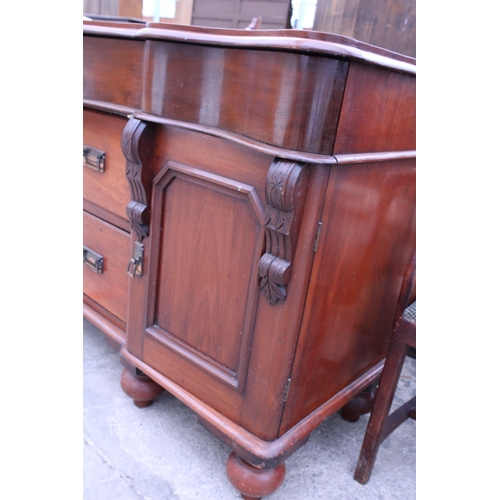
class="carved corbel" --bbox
[121,118,153,241]
[258,159,309,305]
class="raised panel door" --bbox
[129,159,267,419]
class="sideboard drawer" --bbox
[83,211,130,323]
[83,109,130,227]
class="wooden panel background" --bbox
[313,0,416,57]
[83,0,143,18]
[191,0,292,29]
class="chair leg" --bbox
[354,334,409,484]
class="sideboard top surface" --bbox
[83,20,416,74]
[84,21,416,157]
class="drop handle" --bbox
[127,241,144,278]
[127,257,141,278]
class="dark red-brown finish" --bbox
[279,159,415,434]
[333,63,416,154]
[340,382,378,422]
[83,21,416,499]
[142,40,348,154]
[83,108,130,230]
[83,211,130,324]
[226,452,286,499]
[120,367,164,408]
[354,253,416,484]
[83,35,144,109]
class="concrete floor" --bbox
[83,319,416,500]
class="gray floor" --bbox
[83,319,416,500]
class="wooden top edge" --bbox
[83,99,136,117]
[143,22,415,62]
[131,110,416,164]
[335,151,416,164]
[140,25,416,74]
[132,110,338,164]
[82,20,415,74]
[83,101,415,164]
[83,20,144,38]
[83,14,146,24]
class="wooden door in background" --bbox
[191,0,292,29]
[313,0,416,57]
[83,0,143,19]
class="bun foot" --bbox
[340,382,378,422]
[226,452,286,499]
[120,367,163,408]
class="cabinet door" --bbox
[129,159,265,418]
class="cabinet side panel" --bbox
[333,63,416,154]
[280,159,416,433]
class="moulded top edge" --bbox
[139,23,416,75]
[82,20,415,75]
[83,20,145,39]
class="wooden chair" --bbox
[245,17,262,30]
[354,252,416,484]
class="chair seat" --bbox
[403,302,416,321]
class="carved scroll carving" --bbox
[122,118,151,241]
[258,159,309,305]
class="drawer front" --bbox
[83,36,144,109]
[83,211,130,323]
[142,40,348,155]
[83,109,130,228]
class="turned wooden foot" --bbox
[120,367,164,408]
[340,381,378,422]
[226,452,286,499]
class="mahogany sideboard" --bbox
[83,20,416,499]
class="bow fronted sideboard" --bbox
[83,20,415,499]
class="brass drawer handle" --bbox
[83,145,106,172]
[83,246,104,274]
